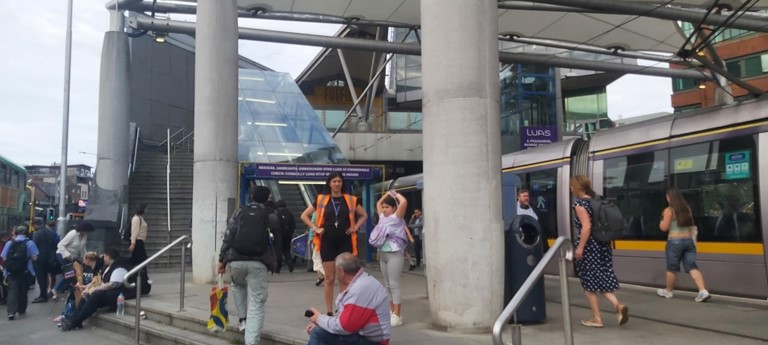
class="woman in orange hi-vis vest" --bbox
[301,172,368,315]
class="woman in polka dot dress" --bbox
[570,175,629,328]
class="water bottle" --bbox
[116,293,125,316]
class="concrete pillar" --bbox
[192,0,239,283]
[420,0,504,332]
[89,10,130,225]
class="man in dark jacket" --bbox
[61,248,127,331]
[32,220,59,303]
[274,200,296,273]
[217,186,279,345]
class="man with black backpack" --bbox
[1,225,40,320]
[274,200,296,273]
[217,186,279,345]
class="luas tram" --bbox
[387,97,768,298]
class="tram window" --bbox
[603,150,669,240]
[515,168,558,240]
[670,135,760,243]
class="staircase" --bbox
[128,150,193,268]
[276,183,308,230]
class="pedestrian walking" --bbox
[656,187,711,302]
[570,175,628,328]
[1,225,40,320]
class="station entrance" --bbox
[238,162,384,262]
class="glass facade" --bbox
[680,22,753,45]
[238,69,345,164]
[563,87,610,137]
[393,29,423,103]
[500,64,558,153]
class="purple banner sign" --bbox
[520,125,557,149]
[244,163,376,180]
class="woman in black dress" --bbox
[571,175,628,328]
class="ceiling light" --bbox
[153,32,167,43]
[266,152,302,157]
[278,180,325,185]
[238,97,275,104]
[239,76,265,81]
[252,122,286,127]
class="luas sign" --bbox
[520,125,557,149]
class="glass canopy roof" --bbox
[237,69,346,164]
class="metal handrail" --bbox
[492,236,575,345]
[124,235,191,345]
[157,127,186,146]
[174,130,194,147]
[128,126,141,177]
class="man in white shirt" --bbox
[61,248,127,331]
[515,189,539,220]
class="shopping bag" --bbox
[208,274,229,333]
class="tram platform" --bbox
[111,267,767,345]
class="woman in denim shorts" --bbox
[657,188,711,302]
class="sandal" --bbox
[580,319,604,328]
[315,276,325,287]
[616,304,629,325]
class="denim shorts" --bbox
[665,238,698,273]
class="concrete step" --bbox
[91,312,231,345]
[111,301,294,345]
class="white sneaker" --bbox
[656,289,674,298]
[390,313,403,327]
[695,290,711,303]
[238,319,246,332]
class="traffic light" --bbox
[47,208,56,221]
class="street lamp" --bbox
[58,0,73,235]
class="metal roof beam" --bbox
[500,35,690,64]
[128,16,712,80]
[501,0,768,33]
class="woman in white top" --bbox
[56,223,93,261]
[53,222,94,298]
[375,190,408,327]
[129,204,149,281]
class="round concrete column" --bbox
[192,0,239,283]
[420,0,504,331]
[95,29,130,192]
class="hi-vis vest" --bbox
[314,194,358,256]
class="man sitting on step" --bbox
[61,248,127,331]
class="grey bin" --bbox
[504,214,546,323]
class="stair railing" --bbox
[173,130,194,153]
[166,129,172,267]
[124,235,191,345]
[492,236,575,345]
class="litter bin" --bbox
[504,214,546,323]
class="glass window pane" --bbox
[240,90,282,114]
[725,60,742,77]
[670,135,760,243]
[603,150,669,240]
[743,56,763,77]
[324,110,346,130]
[513,169,558,240]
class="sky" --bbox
[0,1,672,169]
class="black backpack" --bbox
[231,205,274,257]
[585,196,625,243]
[6,239,29,275]
[277,208,295,235]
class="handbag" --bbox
[208,274,229,333]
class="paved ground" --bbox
[135,264,768,345]
[6,264,768,345]
[0,287,133,345]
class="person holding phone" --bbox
[305,253,390,345]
